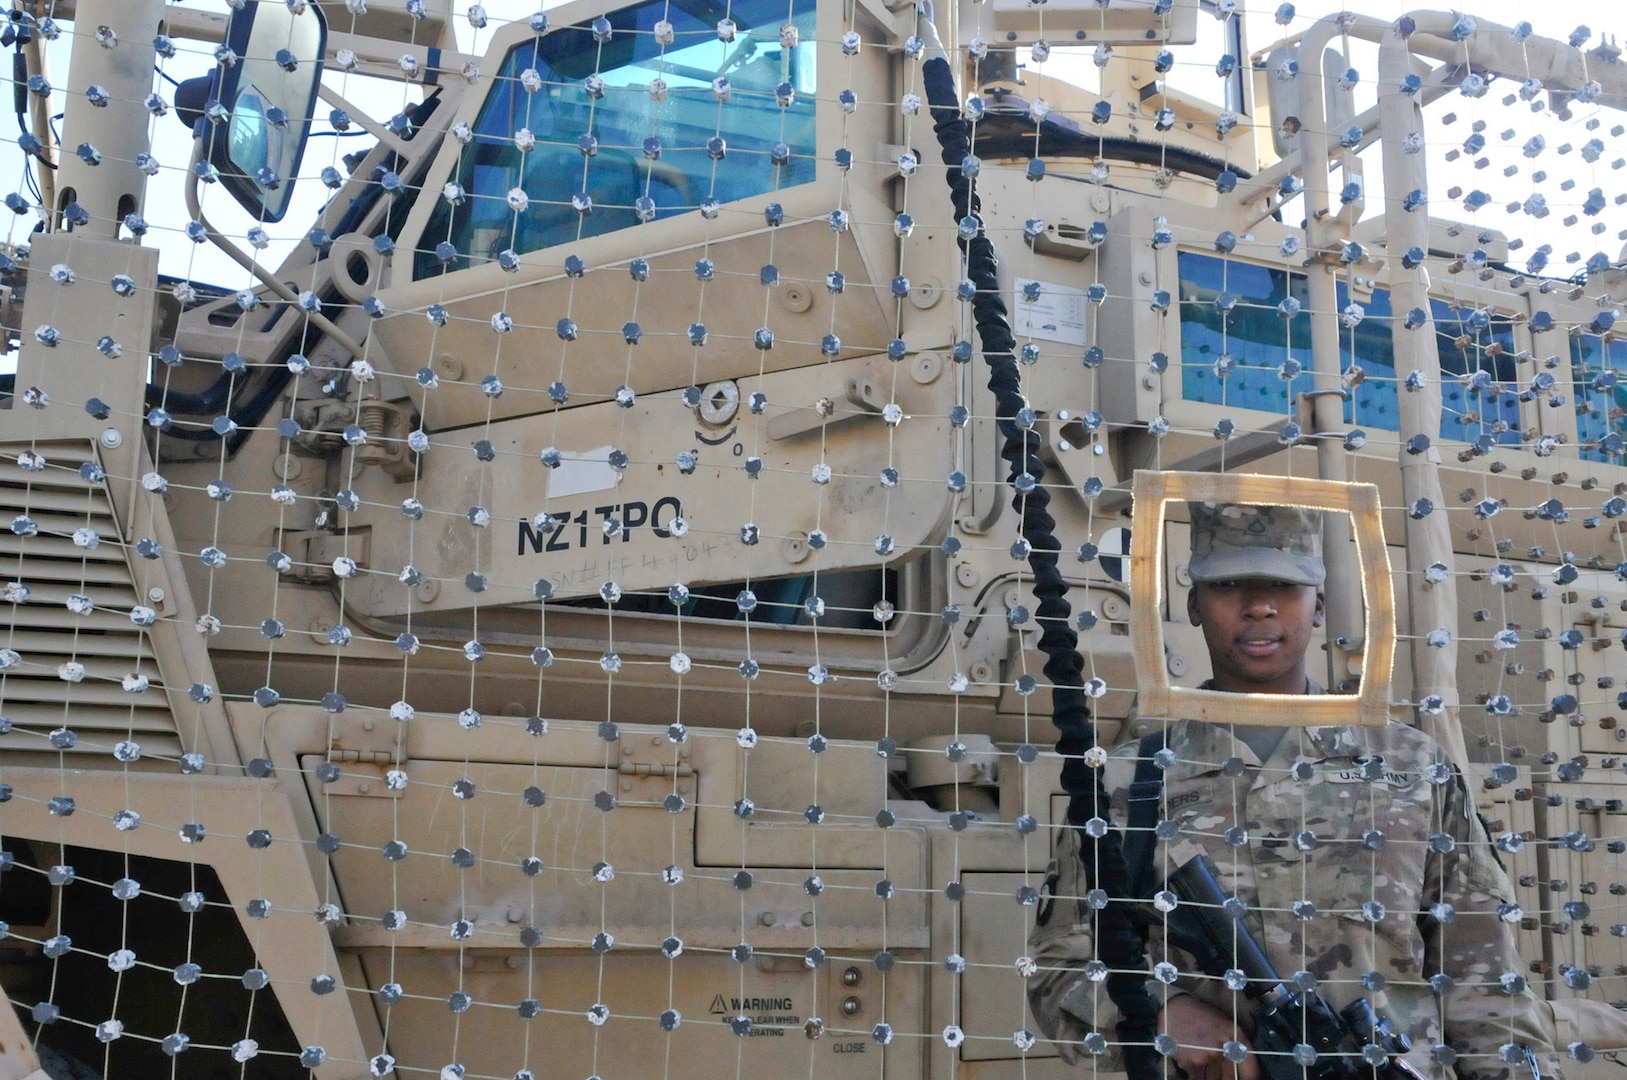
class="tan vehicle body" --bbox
[4,0,1627,1077]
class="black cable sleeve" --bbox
[156,366,293,454]
[14,52,29,116]
[922,54,1161,1080]
[1,352,291,454]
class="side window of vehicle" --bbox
[1178,251,1520,447]
[1572,333,1627,461]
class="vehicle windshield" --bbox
[414,0,817,278]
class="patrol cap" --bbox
[1187,502,1325,587]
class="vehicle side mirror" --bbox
[179,0,327,222]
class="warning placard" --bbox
[709,994,800,1037]
[1012,278,1088,346]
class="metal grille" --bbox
[0,442,180,758]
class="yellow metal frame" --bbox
[1129,470,1396,728]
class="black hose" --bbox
[150,370,237,416]
[975,114,1249,185]
[14,51,29,115]
[1,349,292,456]
[155,366,293,454]
[0,367,287,441]
[921,54,1162,1079]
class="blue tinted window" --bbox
[414,0,816,279]
[1178,252,1520,445]
[1178,252,1317,415]
[1342,290,1520,444]
[1333,282,1397,432]
[1431,299,1521,446]
[1572,334,1627,462]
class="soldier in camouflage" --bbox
[1029,503,1567,1080]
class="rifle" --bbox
[1161,854,1428,1080]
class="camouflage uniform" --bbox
[1029,718,1557,1080]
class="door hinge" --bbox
[617,761,694,777]
[329,749,397,765]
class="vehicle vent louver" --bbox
[0,442,182,758]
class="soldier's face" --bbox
[1187,579,1324,694]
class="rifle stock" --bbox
[1161,855,1418,1080]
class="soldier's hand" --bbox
[1158,995,1260,1080]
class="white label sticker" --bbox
[1013,278,1088,347]
[547,447,621,499]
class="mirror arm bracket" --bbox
[183,140,368,362]
[316,83,415,161]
